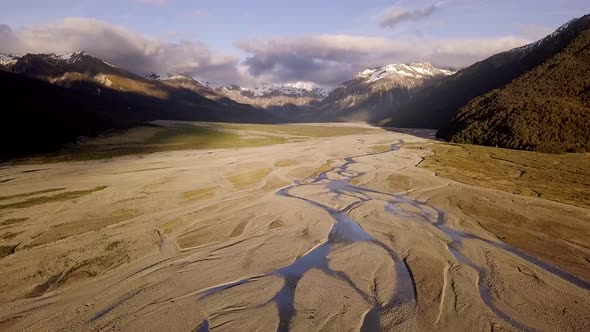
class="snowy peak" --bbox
[318,61,456,121]
[508,15,590,55]
[63,51,117,67]
[56,51,89,64]
[22,51,106,65]
[202,81,225,90]
[203,81,330,98]
[145,73,161,80]
[0,53,19,66]
[10,51,116,71]
[355,62,454,84]
[165,74,194,81]
[198,80,328,110]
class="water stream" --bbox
[197,141,590,332]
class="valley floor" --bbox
[0,123,589,331]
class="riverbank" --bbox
[0,123,588,331]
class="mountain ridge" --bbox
[0,51,277,159]
[444,20,590,153]
[381,14,590,133]
[200,81,329,112]
[318,61,454,122]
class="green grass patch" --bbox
[316,159,337,176]
[17,123,378,164]
[29,208,138,247]
[227,168,273,189]
[148,125,286,149]
[27,124,287,163]
[0,217,29,226]
[181,187,216,201]
[275,159,301,167]
[105,240,123,251]
[217,123,376,137]
[148,125,231,145]
[419,143,590,208]
[368,144,392,153]
[0,188,66,202]
[161,212,198,234]
[1,231,23,240]
[0,245,17,259]
[0,186,108,210]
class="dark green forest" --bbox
[382,15,590,144]
[446,30,590,153]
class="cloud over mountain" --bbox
[237,34,532,86]
[0,17,535,88]
[0,18,243,84]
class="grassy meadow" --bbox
[16,122,377,163]
[415,142,590,208]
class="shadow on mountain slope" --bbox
[0,70,276,160]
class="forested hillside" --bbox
[446,29,590,153]
[381,15,590,135]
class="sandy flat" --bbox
[0,123,588,331]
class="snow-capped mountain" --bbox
[54,51,111,65]
[0,53,20,69]
[319,62,455,121]
[0,52,114,69]
[382,14,590,130]
[162,75,228,102]
[6,51,122,81]
[202,81,329,111]
[204,81,329,98]
[512,18,578,55]
[355,62,455,84]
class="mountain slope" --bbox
[445,27,590,153]
[161,75,295,112]
[382,14,590,131]
[319,62,453,122]
[0,52,276,159]
[4,52,271,116]
[0,53,18,71]
[0,70,154,158]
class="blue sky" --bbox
[1,0,589,87]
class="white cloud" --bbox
[0,17,540,88]
[0,18,245,84]
[236,34,532,86]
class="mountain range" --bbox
[1,14,588,158]
[445,16,590,153]
[0,52,275,158]
[202,81,329,112]
[192,62,454,121]
[382,14,590,150]
[318,62,454,122]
